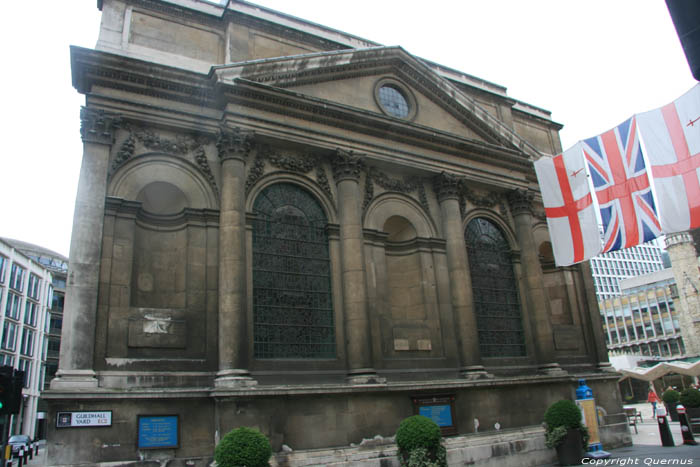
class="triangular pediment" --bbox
[212,47,540,158]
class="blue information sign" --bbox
[419,405,453,427]
[138,415,178,449]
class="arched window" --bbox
[252,183,335,359]
[465,218,525,357]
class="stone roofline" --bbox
[94,0,557,125]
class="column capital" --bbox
[331,148,364,183]
[433,172,463,202]
[80,107,120,145]
[507,188,534,216]
[217,127,254,163]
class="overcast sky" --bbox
[0,0,696,257]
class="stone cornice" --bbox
[80,107,120,145]
[105,197,220,229]
[71,48,535,178]
[665,232,694,248]
[225,79,532,172]
[71,46,220,109]
[214,46,542,159]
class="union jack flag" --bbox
[582,116,661,253]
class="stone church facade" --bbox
[45,0,621,464]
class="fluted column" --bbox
[433,173,489,379]
[215,127,256,388]
[52,108,119,389]
[331,149,382,384]
[507,189,565,374]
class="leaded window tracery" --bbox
[465,217,526,357]
[252,183,335,359]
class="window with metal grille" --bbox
[252,183,335,359]
[378,85,409,118]
[465,217,526,357]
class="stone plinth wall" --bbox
[267,426,555,467]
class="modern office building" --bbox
[1,238,68,440]
[599,267,685,359]
[0,238,59,441]
[590,239,667,301]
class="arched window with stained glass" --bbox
[465,217,526,357]
[252,183,335,359]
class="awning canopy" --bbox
[619,360,700,381]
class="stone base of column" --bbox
[215,370,257,388]
[538,363,568,376]
[459,366,494,380]
[346,368,386,385]
[50,369,99,390]
[597,362,616,372]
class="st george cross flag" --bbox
[582,117,662,253]
[534,143,601,266]
[636,84,700,234]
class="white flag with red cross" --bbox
[534,143,602,266]
[637,84,700,234]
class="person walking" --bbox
[648,388,661,417]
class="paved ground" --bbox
[602,402,700,464]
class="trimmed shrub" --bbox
[543,399,589,449]
[680,388,700,408]
[396,415,441,453]
[395,415,445,467]
[662,389,681,405]
[544,399,582,430]
[214,427,272,467]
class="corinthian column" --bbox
[52,108,120,389]
[215,127,256,388]
[433,173,489,379]
[331,149,382,384]
[507,189,565,374]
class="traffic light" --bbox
[5,370,24,415]
[0,366,13,415]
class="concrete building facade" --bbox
[590,240,667,302]
[0,239,57,442]
[2,238,68,440]
[44,1,622,464]
[600,268,685,359]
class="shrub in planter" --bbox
[680,388,700,409]
[543,399,589,466]
[214,427,272,467]
[395,415,446,467]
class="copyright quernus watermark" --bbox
[582,458,694,466]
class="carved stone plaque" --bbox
[128,308,186,349]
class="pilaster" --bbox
[507,189,565,375]
[332,149,383,384]
[433,172,490,379]
[215,127,257,388]
[52,108,120,390]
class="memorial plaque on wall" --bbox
[411,394,457,436]
[137,415,179,449]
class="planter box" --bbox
[555,429,583,466]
